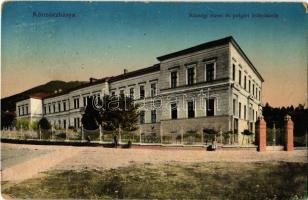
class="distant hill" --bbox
[1,80,86,112]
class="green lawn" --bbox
[2,161,307,199]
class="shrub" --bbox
[39,117,51,130]
[16,119,30,130]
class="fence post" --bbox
[256,116,266,152]
[65,127,68,141]
[51,126,54,141]
[284,115,294,151]
[118,125,121,144]
[181,127,184,145]
[139,127,142,144]
[81,126,85,142]
[39,126,42,140]
[99,125,103,143]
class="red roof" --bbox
[29,92,50,99]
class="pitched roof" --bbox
[157,36,264,82]
[43,64,160,99]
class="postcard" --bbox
[1,1,307,199]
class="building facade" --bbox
[16,36,264,144]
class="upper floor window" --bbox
[74,98,80,109]
[120,89,125,96]
[63,101,67,111]
[252,84,255,96]
[187,101,195,118]
[239,102,242,119]
[232,64,236,81]
[239,70,242,86]
[44,105,47,114]
[53,104,56,113]
[129,88,134,99]
[150,83,157,97]
[259,90,261,101]
[83,96,88,107]
[233,99,236,116]
[111,91,115,96]
[205,62,215,82]
[244,75,247,90]
[206,99,215,116]
[171,71,177,88]
[25,106,28,115]
[140,85,145,99]
[244,105,247,120]
[171,103,177,119]
[48,104,51,113]
[187,66,195,85]
[151,110,156,123]
[248,80,251,93]
[22,107,24,115]
[58,102,61,112]
[139,111,145,124]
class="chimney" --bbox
[124,69,128,74]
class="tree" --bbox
[39,117,51,130]
[1,111,16,129]
[81,94,140,131]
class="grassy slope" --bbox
[2,161,307,199]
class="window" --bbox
[58,102,61,112]
[187,101,195,118]
[232,64,236,81]
[205,63,215,82]
[239,70,242,85]
[256,88,258,99]
[171,103,177,119]
[252,109,255,121]
[151,110,156,123]
[139,111,145,124]
[239,102,242,118]
[120,90,124,96]
[252,84,255,96]
[83,96,88,107]
[233,99,236,116]
[244,105,247,120]
[129,88,134,99]
[150,83,156,97]
[140,85,145,99]
[22,107,24,115]
[75,118,80,128]
[259,90,261,101]
[111,91,115,96]
[187,67,195,85]
[244,76,247,90]
[18,107,21,116]
[256,111,258,121]
[206,99,215,116]
[25,106,28,115]
[63,120,67,129]
[44,105,47,114]
[58,120,61,127]
[63,101,66,111]
[53,104,56,113]
[171,71,177,88]
[48,104,51,113]
[74,98,80,109]
[249,80,251,93]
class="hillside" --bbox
[1,80,86,112]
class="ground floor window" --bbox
[140,111,145,124]
[234,118,238,134]
[187,101,195,118]
[151,110,156,123]
[206,99,215,116]
[171,103,177,119]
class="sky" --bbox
[1,2,307,107]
